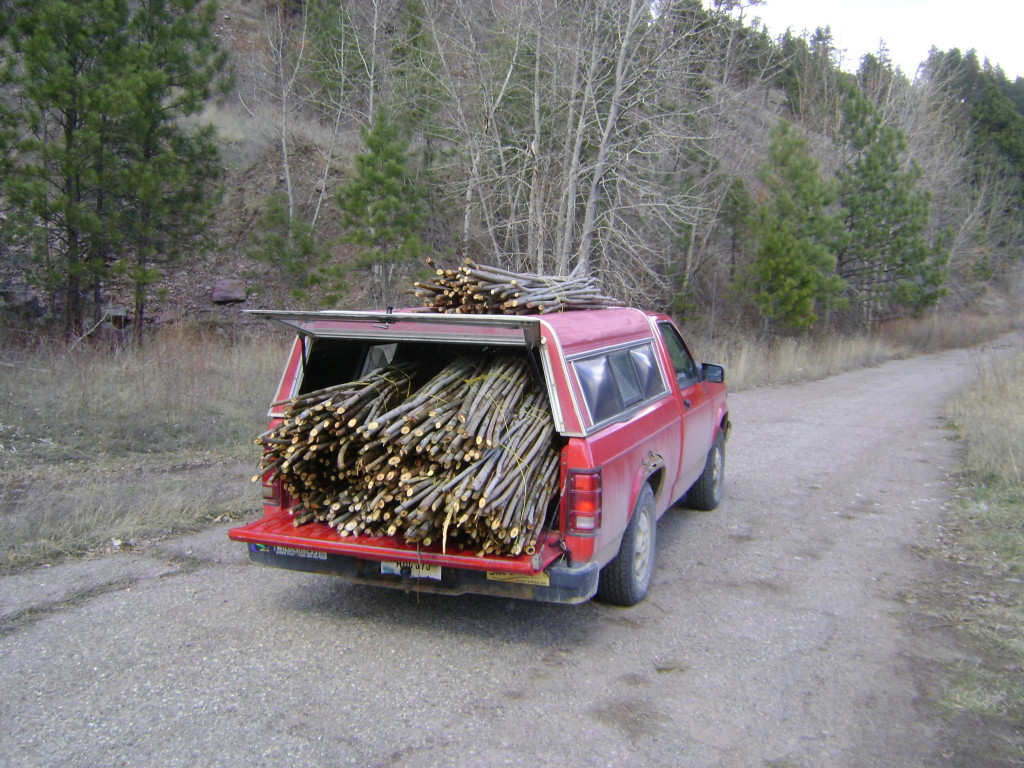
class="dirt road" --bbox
[1,337,1019,768]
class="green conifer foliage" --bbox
[0,0,225,340]
[837,86,948,327]
[335,112,426,307]
[249,193,341,305]
[924,49,1024,285]
[306,0,366,115]
[741,120,846,331]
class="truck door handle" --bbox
[683,398,692,410]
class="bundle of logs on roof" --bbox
[254,354,560,557]
[410,258,625,314]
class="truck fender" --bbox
[631,451,666,520]
[594,459,663,569]
[717,409,732,441]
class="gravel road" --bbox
[2,337,1020,768]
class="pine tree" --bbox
[250,192,342,304]
[1004,75,1024,116]
[0,0,225,340]
[389,0,444,132]
[2,0,123,336]
[776,27,850,139]
[836,85,948,327]
[741,120,846,331]
[336,112,426,307]
[924,49,1024,285]
[306,0,366,117]
[116,0,226,343]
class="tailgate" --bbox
[228,516,563,575]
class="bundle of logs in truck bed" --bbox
[255,354,561,557]
[410,258,624,314]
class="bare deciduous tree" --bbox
[415,0,731,308]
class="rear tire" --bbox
[597,484,656,606]
[685,432,725,511]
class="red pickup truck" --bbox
[229,308,729,605]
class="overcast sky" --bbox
[745,0,1023,80]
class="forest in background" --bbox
[1,0,1023,342]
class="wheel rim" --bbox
[711,445,723,497]
[632,507,652,584]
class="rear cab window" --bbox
[572,342,668,429]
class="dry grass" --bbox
[948,354,1024,486]
[695,332,895,390]
[0,327,287,569]
[692,311,1016,391]
[939,352,1024,753]
[877,312,1018,353]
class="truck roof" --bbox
[537,307,658,357]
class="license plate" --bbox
[380,561,443,580]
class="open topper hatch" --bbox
[247,309,544,348]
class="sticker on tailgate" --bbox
[273,546,327,560]
[380,561,443,580]
[486,571,550,586]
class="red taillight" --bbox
[567,469,602,534]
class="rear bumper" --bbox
[244,543,600,605]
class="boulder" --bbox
[0,288,45,320]
[212,278,246,304]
